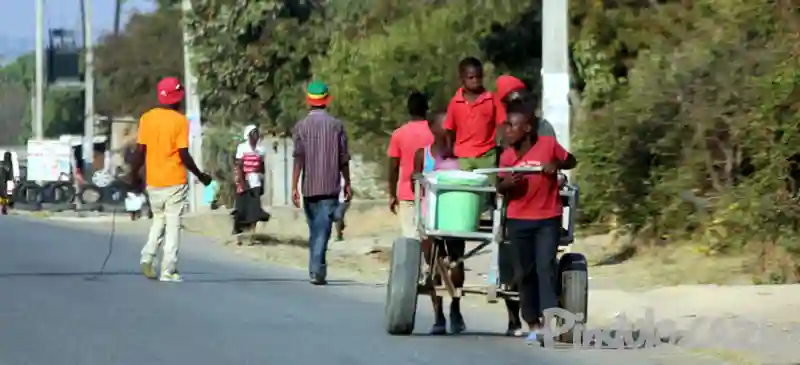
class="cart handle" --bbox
[472,166,544,175]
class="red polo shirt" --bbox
[443,89,504,158]
[387,120,434,201]
[499,136,569,220]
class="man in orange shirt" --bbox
[130,77,212,283]
[443,57,504,180]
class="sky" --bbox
[0,0,157,61]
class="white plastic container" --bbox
[124,193,145,212]
[423,172,438,229]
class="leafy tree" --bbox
[0,53,84,142]
[314,0,527,157]
[0,79,29,144]
[94,4,184,117]
[174,0,800,280]
[186,0,328,135]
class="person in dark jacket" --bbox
[0,152,14,215]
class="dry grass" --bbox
[587,243,752,290]
[182,204,758,290]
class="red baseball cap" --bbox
[495,75,526,101]
[157,77,185,105]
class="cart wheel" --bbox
[558,252,588,343]
[385,237,422,335]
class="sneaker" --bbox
[505,322,524,337]
[140,261,157,280]
[159,272,183,283]
[526,330,543,345]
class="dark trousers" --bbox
[303,194,339,278]
[506,217,561,324]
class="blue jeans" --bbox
[303,195,339,278]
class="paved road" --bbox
[0,215,725,365]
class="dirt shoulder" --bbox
[51,203,800,364]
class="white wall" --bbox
[260,137,387,206]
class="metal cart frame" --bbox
[384,167,588,336]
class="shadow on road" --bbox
[0,271,387,288]
[188,276,384,287]
[410,331,510,338]
[0,270,144,278]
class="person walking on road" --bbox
[232,124,271,236]
[387,91,434,237]
[291,81,352,285]
[0,152,14,215]
[494,74,558,336]
[131,76,212,283]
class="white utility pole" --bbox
[81,0,96,181]
[34,0,45,140]
[182,0,204,212]
[542,0,572,233]
[541,0,571,153]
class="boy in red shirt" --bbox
[387,92,434,238]
[497,100,576,342]
[443,57,504,177]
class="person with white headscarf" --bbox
[232,124,271,238]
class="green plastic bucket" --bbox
[434,171,489,233]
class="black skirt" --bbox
[232,188,270,233]
[0,167,9,199]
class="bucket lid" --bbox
[436,170,489,186]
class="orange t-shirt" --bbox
[137,108,189,188]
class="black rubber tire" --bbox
[42,182,76,204]
[75,184,103,212]
[558,252,589,343]
[39,182,54,203]
[385,237,422,335]
[13,182,43,205]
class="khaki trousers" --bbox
[140,184,188,275]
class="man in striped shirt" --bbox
[291,81,352,285]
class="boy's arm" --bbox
[234,144,246,192]
[386,132,402,200]
[388,158,400,200]
[496,150,518,195]
[558,153,577,170]
[174,118,208,183]
[553,141,577,170]
[291,125,304,201]
[413,148,424,175]
[411,148,424,195]
[443,104,457,156]
[338,123,351,188]
[130,118,148,189]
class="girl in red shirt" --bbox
[497,100,576,343]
